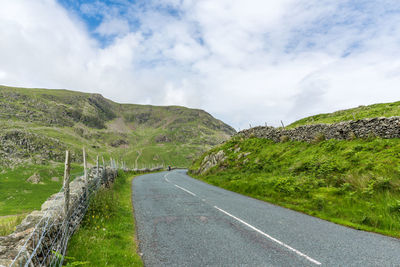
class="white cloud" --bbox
[1,0,400,130]
[0,0,96,89]
[96,18,130,36]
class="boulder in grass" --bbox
[26,173,41,184]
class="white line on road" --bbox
[165,172,196,196]
[164,173,171,182]
[174,184,196,196]
[214,206,322,266]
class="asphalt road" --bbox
[132,170,400,266]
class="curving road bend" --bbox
[132,170,400,266]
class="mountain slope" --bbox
[0,85,235,216]
[0,85,235,167]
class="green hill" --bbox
[190,101,400,238]
[0,85,235,216]
[288,101,400,128]
[0,85,235,166]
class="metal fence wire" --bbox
[10,164,115,267]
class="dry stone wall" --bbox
[237,117,400,142]
[0,167,117,267]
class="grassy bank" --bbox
[0,163,83,216]
[288,100,400,128]
[190,137,400,238]
[66,170,143,266]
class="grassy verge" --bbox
[65,170,143,266]
[0,214,26,236]
[190,137,400,238]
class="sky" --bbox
[1,0,400,130]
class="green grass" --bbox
[0,164,83,216]
[66,170,143,266]
[190,137,400,238]
[288,100,400,128]
[0,214,26,236]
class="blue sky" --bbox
[1,0,400,129]
[58,0,138,46]
[58,0,106,30]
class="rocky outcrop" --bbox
[154,135,171,143]
[195,150,226,174]
[110,139,129,147]
[0,130,69,167]
[237,117,400,142]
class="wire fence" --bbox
[10,162,116,267]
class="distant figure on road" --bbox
[168,165,171,171]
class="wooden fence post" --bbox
[102,156,106,186]
[83,147,88,198]
[63,150,71,217]
[96,155,99,178]
[83,147,87,179]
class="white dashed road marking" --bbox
[174,184,196,196]
[214,206,322,266]
[165,173,196,196]
[164,173,171,182]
